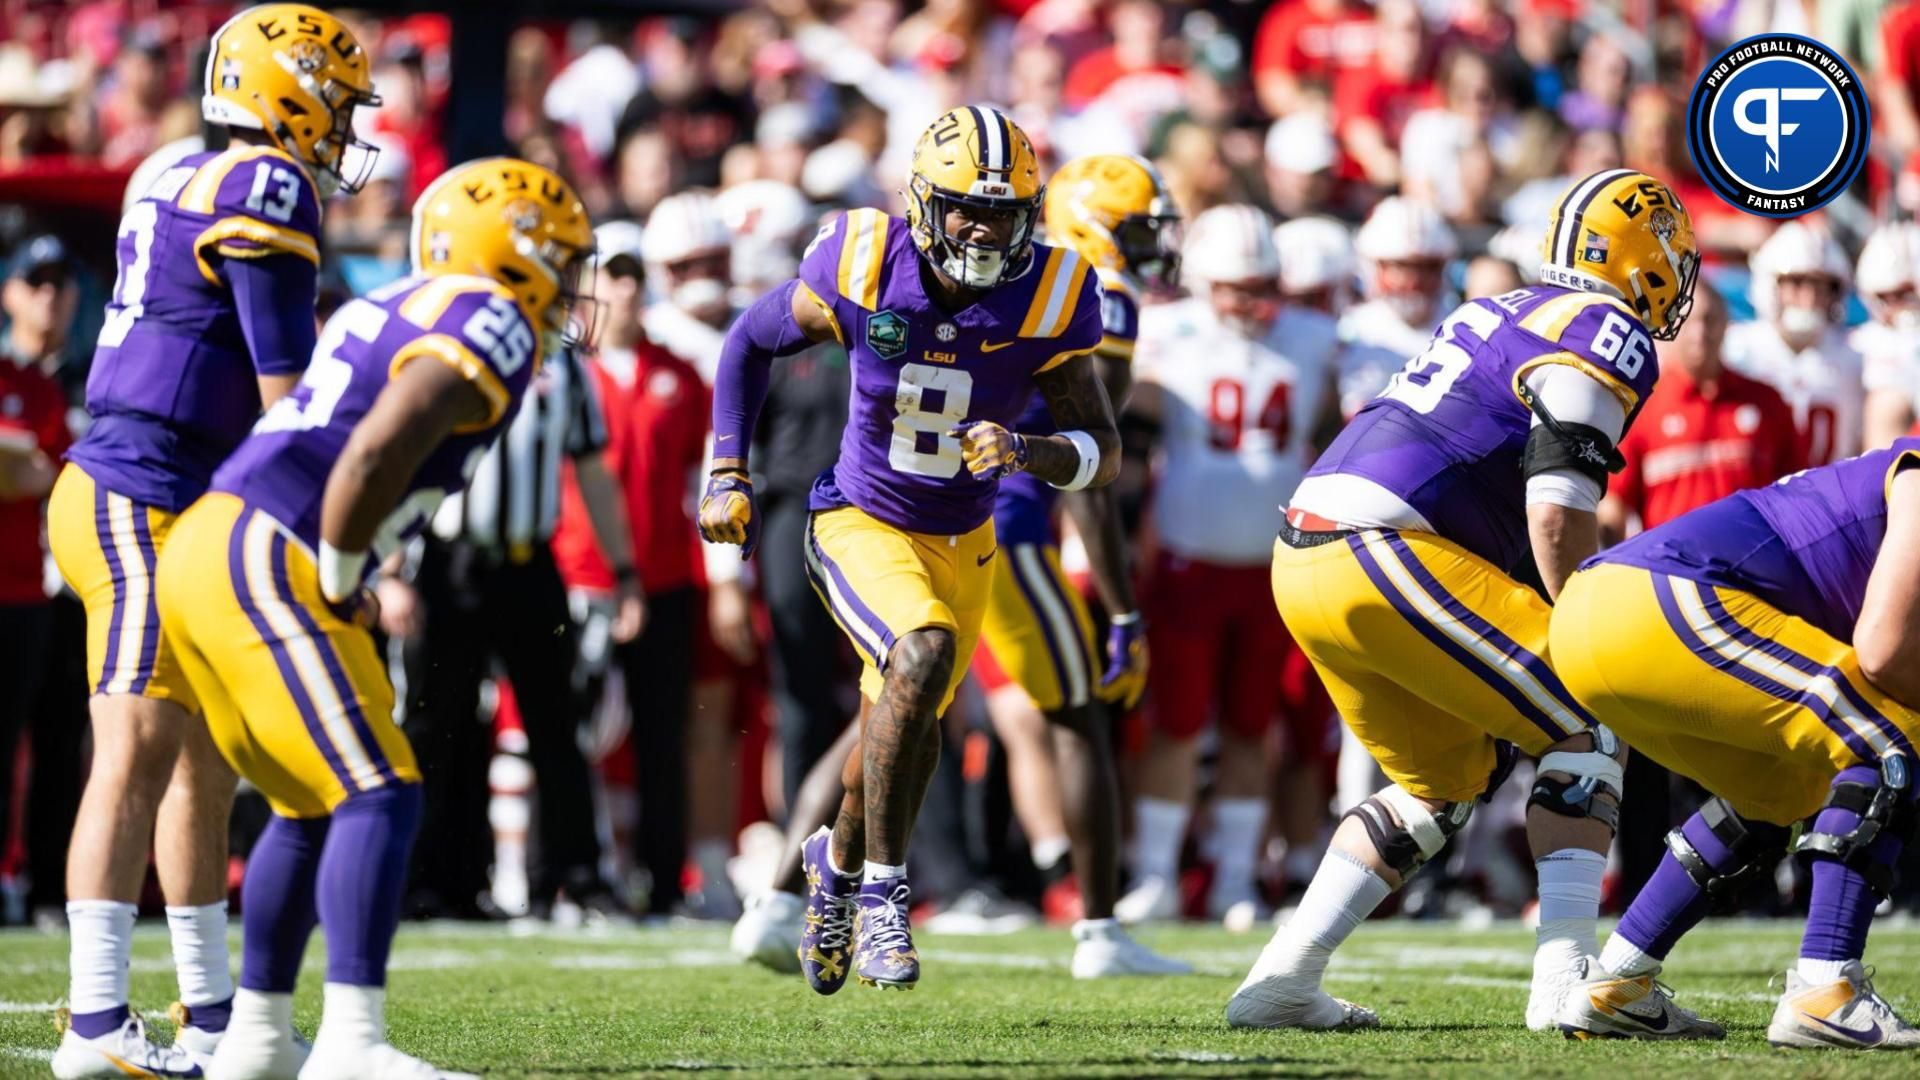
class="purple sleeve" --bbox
[713,280,814,454]
[230,253,317,377]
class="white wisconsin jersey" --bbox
[1724,320,1864,466]
[641,302,739,385]
[1853,320,1920,401]
[1335,298,1445,418]
[1137,298,1338,564]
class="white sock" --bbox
[691,839,731,894]
[1211,798,1268,901]
[863,862,907,883]
[1598,933,1660,978]
[1030,834,1070,871]
[1534,849,1605,981]
[315,983,384,1049]
[1132,798,1190,885]
[1242,849,1390,990]
[166,902,235,1008]
[229,988,294,1033]
[1798,957,1853,986]
[67,900,137,1015]
[825,845,857,879]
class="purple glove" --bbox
[1099,611,1148,710]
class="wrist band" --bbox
[317,542,368,605]
[1049,430,1102,492]
[614,565,640,586]
[1110,610,1142,626]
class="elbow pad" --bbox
[1518,379,1624,489]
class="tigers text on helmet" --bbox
[905,106,1044,290]
[201,4,381,197]
[1044,154,1182,293]
[1538,169,1699,341]
[411,158,594,357]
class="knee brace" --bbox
[1343,784,1473,877]
[1793,755,1917,897]
[1665,797,1790,905]
[1529,725,1625,834]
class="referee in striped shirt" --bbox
[380,342,644,920]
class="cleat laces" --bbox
[818,892,857,951]
[863,882,914,953]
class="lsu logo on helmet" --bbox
[1539,169,1701,341]
[201,3,381,197]
[411,158,594,355]
[904,106,1044,290]
[1044,154,1183,293]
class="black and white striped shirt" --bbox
[431,345,607,559]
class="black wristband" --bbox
[614,565,640,586]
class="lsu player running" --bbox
[699,106,1120,992]
[1227,170,1702,1033]
[153,157,590,1080]
[1550,444,1920,1049]
[46,6,377,1076]
[975,153,1187,977]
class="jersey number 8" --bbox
[890,363,973,477]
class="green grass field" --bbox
[3,918,1918,1078]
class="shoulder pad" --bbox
[799,208,895,313]
[1518,290,1657,407]
[1018,245,1094,339]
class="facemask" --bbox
[1892,307,1920,332]
[1778,304,1827,338]
[940,245,1007,290]
[1382,292,1433,327]
[671,277,729,318]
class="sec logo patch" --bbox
[1687,33,1869,218]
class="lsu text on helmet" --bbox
[905,105,1044,290]
[1043,154,1182,293]
[1537,169,1700,341]
[411,157,593,356]
[202,3,381,197]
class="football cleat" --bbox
[731,889,804,974]
[1767,961,1920,1050]
[921,886,1038,935]
[1555,956,1725,1041]
[296,1041,477,1080]
[1114,875,1182,924]
[1069,920,1192,978]
[797,827,858,995]
[1225,981,1379,1031]
[51,1012,204,1078]
[852,879,920,990]
[200,991,309,1080]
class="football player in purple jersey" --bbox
[1228,170,1706,1035]
[698,106,1120,993]
[45,7,378,1076]
[1551,442,1920,1048]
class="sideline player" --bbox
[1726,221,1863,466]
[698,105,1121,992]
[1550,441,1920,1048]
[47,7,378,1075]
[154,157,591,1079]
[1227,170,1702,1033]
[975,153,1187,975]
[1116,204,1341,928]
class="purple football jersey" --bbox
[1306,286,1660,570]
[1599,437,1920,641]
[799,209,1104,535]
[67,145,323,511]
[213,274,540,565]
[995,269,1140,544]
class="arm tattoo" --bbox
[1028,354,1122,488]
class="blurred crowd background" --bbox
[7,0,1920,938]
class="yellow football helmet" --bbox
[202,4,380,197]
[904,106,1044,290]
[1539,169,1700,340]
[410,158,594,355]
[1044,154,1182,292]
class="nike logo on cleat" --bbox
[977,549,996,566]
[980,341,1015,352]
[1808,1013,1883,1045]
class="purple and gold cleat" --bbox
[798,826,858,995]
[853,878,919,990]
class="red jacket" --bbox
[551,341,710,594]
[0,361,71,605]
[1610,365,1804,530]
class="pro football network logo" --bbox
[1687,33,1869,218]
